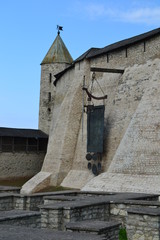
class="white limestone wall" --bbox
[61,71,122,189]
[91,34,160,70]
[62,34,160,189]
[39,63,70,134]
[49,66,74,135]
[109,62,160,176]
[82,58,160,193]
[42,60,90,186]
[21,60,91,193]
[21,33,160,194]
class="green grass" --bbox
[119,228,128,240]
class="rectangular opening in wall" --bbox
[14,137,26,151]
[38,138,48,152]
[107,54,109,63]
[125,48,128,58]
[49,73,52,83]
[2,137,13,152]
[28,138,38,152]
[48,92,51,102]
[144,41,146,52]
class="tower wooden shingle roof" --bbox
[41,34,73,64]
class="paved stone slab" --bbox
[0,210,40,221]
[66,220,121,232]
[110,199,160,206]
[26,190,78,197]
[0,186,20,193]
[40,196,111,210]
[0,193,13,198]
[127,207,160,216]
[107,192,158,201]
[44,195,85,202]
[0,225,102,240]
[40,192,158,210]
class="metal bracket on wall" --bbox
[90,67,124,74]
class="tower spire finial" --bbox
[57,25,63,35]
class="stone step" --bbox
[66,220,121,240]
[43,195,86,205]
[0,224,102,240]
[127,207,160,240]
[40,198,110,231]
[0,210,41,228]
[0,185,20,194]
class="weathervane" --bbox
[57,25,63,35]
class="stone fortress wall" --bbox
[39,63,70,134]
[21,29,160,194]
[0,152,45,180]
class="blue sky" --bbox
[0,0,160,129]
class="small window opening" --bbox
[48,92,51,102]
[107,54,109,63]
[144,41,146,52]
[48,108,51,113]
[2,137,13,152]
[125,48,128,58]
[49,73,52,83]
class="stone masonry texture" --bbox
[22,31,160,194]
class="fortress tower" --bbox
[39,30,73,134]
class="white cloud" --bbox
[118,8,160,24]
[84,3,114,18]
[77,2,160,25]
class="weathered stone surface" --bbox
[127,207,160,240]
[21,171,51,195]
[22,30,160,194]
[0,191,159,239]
[66,220,121,240]
[0,210,41,228]
[82,173,160,194]
[0,224,102,240]
[0,152,45,179]
[39,62,72,134]
[61,170,93,189]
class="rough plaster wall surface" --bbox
[82,58,160,193]
[82,173,160,194]
[21,171,51,195]
[61,72,122,189]
[62,58,160,189]
[49,67,75,135]
[0,152,45,179]
[91,34,160,70]
[43,61,90,186]
[21,61,90,194]
[39,63,70,134]
[21,34,160,194]
[61,170,93,189]
[101,59,158,172]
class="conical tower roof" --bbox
[41,34,73,64]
